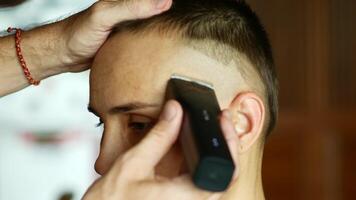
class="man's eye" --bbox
[128,115,155,133]
[128,122,152,131]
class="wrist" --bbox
[20,18,89,80]
[18,22,71,80]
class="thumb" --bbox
[91,0,173,29]
[127,100,183,175]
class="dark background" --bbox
[247,0,356,199]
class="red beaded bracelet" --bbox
[7,27,40,86]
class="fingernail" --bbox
[160,101,177,122]
[154,0,169,9]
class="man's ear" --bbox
[229,92,265,153]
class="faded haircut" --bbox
[112,0,279,136]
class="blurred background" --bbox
[0,0,355,200]
[246,0,356,199]
[0,1,99,200]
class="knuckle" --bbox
[88,1,113,25]
[121,0,137,18]
[88,2,104,24]
[124,0,151,19]
[89,1,104,16]
[150,124,169,141]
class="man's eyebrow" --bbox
[87,102,160,116]
[109,102,160,114]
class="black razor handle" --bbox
[165,77,235,191]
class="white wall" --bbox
[0,1,102,200]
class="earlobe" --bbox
[230,92,265,153]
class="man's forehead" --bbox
[89,70,166,114]
[89,32,245,112]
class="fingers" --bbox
[171,175,222,200]
[137,174,221,200]
[90,0,173,29]
[220,110,240,181]
[126,100,183,177]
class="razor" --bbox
[164,74,235,191]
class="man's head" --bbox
[89,0,278,182]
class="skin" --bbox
[88,31,266,199]
[0,0,267,198]
[90,32,243,176]
[0,0,172,96]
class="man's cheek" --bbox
[154,142,185,178]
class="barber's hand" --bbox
[61,0,172,72]
[82,100,240,200]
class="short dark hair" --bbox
[113,0,279,136]
[0,0,26,7]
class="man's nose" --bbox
[94,125,131,175]
[95,154,112,175]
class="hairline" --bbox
[111,27,271,135]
